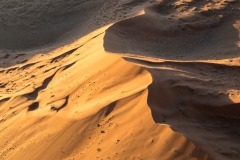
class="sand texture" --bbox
[0,0,240,160]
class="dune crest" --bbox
[0,26,212,159]
[104,0,240,61]
[1,0,239,159]
[104,0,240,160]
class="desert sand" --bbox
[0,0,240,160]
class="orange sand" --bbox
[1,0,240,160]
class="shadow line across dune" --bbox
[104,1,240,159]
[104,0,240,61]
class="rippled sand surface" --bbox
[1,0,240,159]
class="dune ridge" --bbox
[0,0,239,159]
[104,0,240,159]
[105,0,240,61]
[0,29,212,159]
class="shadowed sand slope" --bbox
[124,60,240,160]
[104,0,240,61]
[0,0,136,50]
[1,0,238,159]
[0,27,212,159]
[104,0,240,160]
[0,0,153,68]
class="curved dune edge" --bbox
[0,27,212,160]
[104,0,240,160]
[1,0,239,159]
[104,0,240,63]
[0,0,151,68]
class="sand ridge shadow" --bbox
[104,0,240,61]
[28,102,39,111]
[146,65,240,160]
[104,101,117,117]
[23,69,59,100]
[0,0,152,69]
[50,96,69,112]
[50,48,78,63]
[121,58,240,160]
[103,1,240,159]
[19,62,38,70]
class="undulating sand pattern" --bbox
[0,0,240,160]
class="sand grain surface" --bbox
[1,0,240,160]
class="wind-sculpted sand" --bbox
[104,0,240,159]
[0,0,240,160]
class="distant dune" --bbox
[0,0,240,160]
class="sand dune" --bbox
[105,0,240,61]
[0,27,211,160]
[104,0,240,159]
[0,0,240,160]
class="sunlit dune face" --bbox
[0,0,240,160]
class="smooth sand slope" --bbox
[0,28,211,160]
[104,0,240,159]
[0,0,239,160]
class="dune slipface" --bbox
[0,27,212,160]
[104,0,240,160]
[0,0,239,160]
